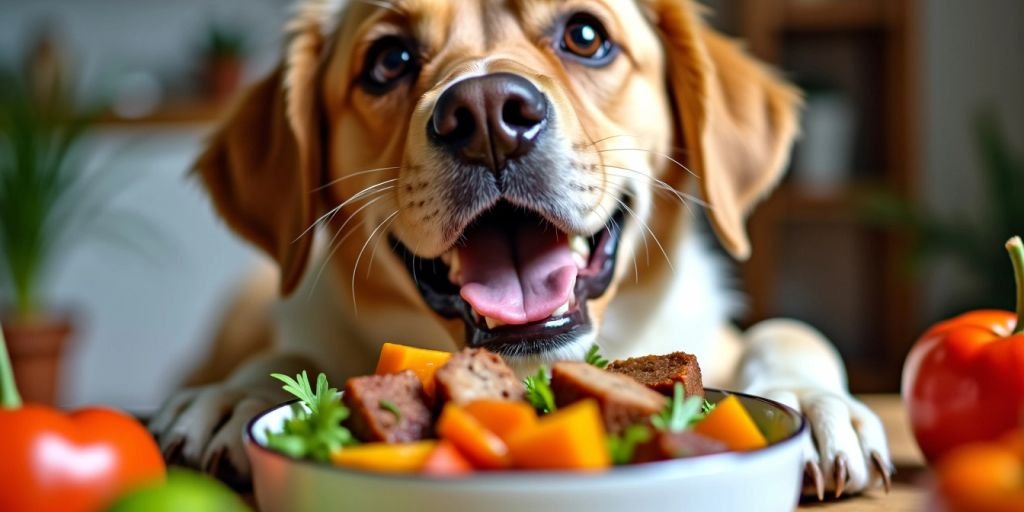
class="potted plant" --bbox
[864,109,1024,318]
[200,23,247,102]
[0,68,156,404]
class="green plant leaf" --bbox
[523,366,556,415]
[584,344,609,369]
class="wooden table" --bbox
[797,395,927,511]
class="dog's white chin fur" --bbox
[499,331,597,377]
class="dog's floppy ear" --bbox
[195,6,330,294]
[650,1,801,260]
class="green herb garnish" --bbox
[584,344,609,369]
[607,424,653,465]
[650,382,706,433]
[265,371,357,461]
[523,365,556,415]
[702,399,716,416]
[379,399,402,421]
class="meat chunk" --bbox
[632,430,728,463]
[550,361,666,434]
[606,351,704,398]
[343,370,432,443]
[433,348,524,406]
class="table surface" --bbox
[797,395,926,512]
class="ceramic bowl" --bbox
[246,389,808,512]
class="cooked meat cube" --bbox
[343,370,432,443]
[550,361,666,434]
[632,430,728,463]
[434,348,524,406]
[606,351,704,398]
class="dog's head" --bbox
[197,0,799,364]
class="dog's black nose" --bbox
[430,73,548,174]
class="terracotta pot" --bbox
[2,314,74,405]
[204,56,243,103]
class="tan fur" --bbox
[168,0,890,494]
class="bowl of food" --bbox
[245,344,809,512]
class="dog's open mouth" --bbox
[391,200,625,355]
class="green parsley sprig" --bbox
[607,424,653,465]
[584,344,610,369]
[523,366,556,415]
[265,371,357,461]
[650,382,711,433]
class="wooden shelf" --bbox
[781,0,886,32]
[737,0,919,392]
[98,99,227,126]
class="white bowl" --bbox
[246,389,808,512]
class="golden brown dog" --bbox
[151,0,892,497]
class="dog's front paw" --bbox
[751,387,894,500]
[148,385,277,489]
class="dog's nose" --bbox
[431,73,548,173]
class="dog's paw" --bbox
[753,387,894,500]
[149,385,277,489]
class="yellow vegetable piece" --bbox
[329,441,437,473]
[694,395,767,451]
[506,400,610,471]
[374,343,452,396]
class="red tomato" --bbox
[0,405,166,512]
[902,237,1024,464]
[0,326,166,511]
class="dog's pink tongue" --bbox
[458,223,577,324]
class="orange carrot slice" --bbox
[464,400,538,442]
[374,342,451,397]
[437,404,509,469]
[693,395,767,451]
[506,400,610,471]
[422,440,475,476]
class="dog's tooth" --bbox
[570,236,590,268]
[484,316,505,329]
[553,299,570,317]
[447,251,461,284]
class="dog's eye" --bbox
[361,37,418,93]
[559,14,615,65]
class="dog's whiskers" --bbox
[582,134,635,149]
[601,164,710,211]
[610,192,674,272]
[313,166,400,193]
[597,147,698,180]
[306,192,392,300]
[351,0,401,14]
[365,210,403,280]
[295,178,399,243]
[351,209,402,314]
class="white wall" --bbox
[921,0,1024,320]
[0,0,291,411]
[52,127,264,411]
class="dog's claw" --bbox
[834,454,848,499]
[871,450,892,493]
[804,460,825,501]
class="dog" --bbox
[149,0,892,498]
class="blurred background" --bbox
[0,0,1020,412]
